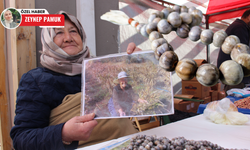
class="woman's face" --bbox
[119,78,128,90]
[53,19,83,55]
[4,10,12,21]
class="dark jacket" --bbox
[112,84,139,115]
[10,67,81,150]
[217,19,250,84]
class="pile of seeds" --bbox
[234,97,250,109]
[120,134,238,150]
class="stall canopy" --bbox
[206,0,250,23]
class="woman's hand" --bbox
[127,42,142,54]
[118,109,126,116]
[61,113,98,143]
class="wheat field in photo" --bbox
[83,51,173,118]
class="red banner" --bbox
[20,14,64,26]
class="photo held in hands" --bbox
[81,51,174,119]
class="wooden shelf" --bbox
[130,116,160,132]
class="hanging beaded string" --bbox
[101,5,250,87]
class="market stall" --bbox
[79,114,250,150]
[89,2,250,149]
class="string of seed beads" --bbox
[127,5,250,87]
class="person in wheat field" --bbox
[111,71,148,116]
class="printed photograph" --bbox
[82,51,174,119]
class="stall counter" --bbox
[78,114,250,150]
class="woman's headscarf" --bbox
[40,10,90,76]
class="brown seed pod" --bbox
[196,64,220,87]
[155,43,173,59]
[190,9,202,26]
[161,8,170,19]
[221,35,240,54]
[175,58,198,80]
[154,51,160,60]
[136,23,145,33]
[235,53,250,77]
[200,29,214,45]
[149,11,163,23]
[152,17,162,23]
[157,19,172,34]
[191,9,203,20]
[166,7,172,13]
[219,60,244,85]
[140,24,149,37]
[188,26,201,41]
[167,12,182,28]
[149,31,163,42]
[176,24,190,39]
[180,12,192,24]
[230,43,250,61]
[159,51,179,71]
[151,38,168,51]
[148,13,157,23]
[146,22,158,34]
[181,5,188,13]
[188,6,196,13]
[154,10,164,18]
[172,5,181,13]
[213,30,227,47]
[188,16,197,28]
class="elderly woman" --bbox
[10,11,139,150]
[112,71,148,116]
[1,9,17,28]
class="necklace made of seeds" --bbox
[101,5,250,87]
